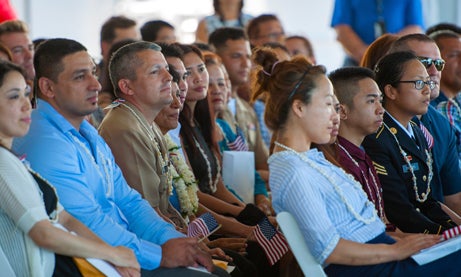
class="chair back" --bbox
[276,211,327,277]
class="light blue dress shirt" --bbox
[269,148,385,265]
[13,99,184,270]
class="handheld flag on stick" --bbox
[187,212,220,239]
[253,216,289,266]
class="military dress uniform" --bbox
[363,112,456,234]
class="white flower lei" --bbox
[383,122,433,203]
[274,141,378,225]
[165,134,199,216]
[119,101,173,193]
[337,142,385,221]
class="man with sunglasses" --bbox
[431,30,461,168]
[388,33,461,220]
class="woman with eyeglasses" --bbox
[363,51,458,235]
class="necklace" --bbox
[338,142,385,221]
[165,134,199,216]
[121,102,172,192]
[194,137,221,194]
[274,141,378,225]
[383,122,433,203]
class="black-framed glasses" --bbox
[417,56,445,71]
[395,80,436,90]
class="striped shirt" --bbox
[269,148,385,265]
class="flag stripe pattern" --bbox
[227,134,249,151]
[187,212,219,238]
[419,123,434,150]
[253,217,289,266]
[442,225,461,241]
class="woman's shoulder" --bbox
[0,147,21,167]
[269,150,313,174]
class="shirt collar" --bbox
[36,98,96,140]
[337,135,367,161]
[386,111,415,139]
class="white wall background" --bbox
[9,0,461,72]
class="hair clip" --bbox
[262,60,281,77]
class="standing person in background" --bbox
[246,14,285,48]
[331,0,424,66]
[195,0,253,43]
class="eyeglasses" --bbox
[395,80,436,90]
[417,56,445,71]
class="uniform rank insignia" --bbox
[372,161,387,175]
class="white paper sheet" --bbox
[411,235,461,265]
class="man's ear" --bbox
[118,79,135,96]
[37,77,55,99]
[339,104,348,120]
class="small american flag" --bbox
[227,134,249,151]
[187,212,219,238]
[253,217,289,266]
[418,122,434,150]
[442,225,461,241]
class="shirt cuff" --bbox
[137,239,163,270]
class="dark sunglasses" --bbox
[417,56,445,71]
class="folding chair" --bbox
[277,211,327,277]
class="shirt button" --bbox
[416,208,420,212]
[422,175,427,181]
